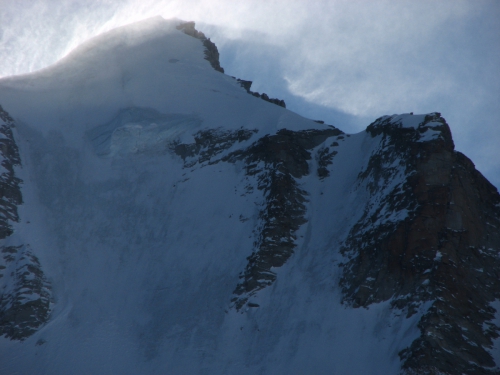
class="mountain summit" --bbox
[0,17,499,375]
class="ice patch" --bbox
[86,107,201,156]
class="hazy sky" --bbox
[1,0,499,187]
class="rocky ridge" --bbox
[0,106,52,341]
[176,21,225,73]
[173,125,343,309]
[0,245,52,340]
[0,105,22,239]
[236,78,286,108]
[226,127,342,309]
[176,21,286,108]
[340,113,500,374]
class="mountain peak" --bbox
[0,17,319,141]
[0,20,498,375]
[367,112,454,146]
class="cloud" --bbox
[199,0,482,116]
[0,0,499,187]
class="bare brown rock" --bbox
[340,113,500,374]
[176,21,224,73]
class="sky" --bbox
[0,0,499,187]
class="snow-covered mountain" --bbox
[0,17,499,375]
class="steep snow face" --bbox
[86,107,202,157]
[0,18,499,375]
[0,113,419,374]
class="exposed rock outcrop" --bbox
[176,21,224,73]
[316,142,339,179]
[0,105,22,239]
[340,113,500,374]
[176,22,286,108]
[236,78,286,108]
[226,128,342,309]
[172,127,257,168]
[173,125,343,310]
[0,106,52,341]
[0,245,52,340]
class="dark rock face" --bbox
[0,106,52,341]
[340,113,500,374]
[236,78,286,108]
[398,150,500,375]
[174,126,343,309]
[176,22,286,109]
[340,114,448,309]
[229,129,344,309]
[316,143,338,179]
[176,21,224,73]
[251,91,286,108]
[0,245,52,340]
[0,106,22,239]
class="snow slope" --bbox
[0,17,496,374]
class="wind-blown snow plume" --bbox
[1,0,498,189]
